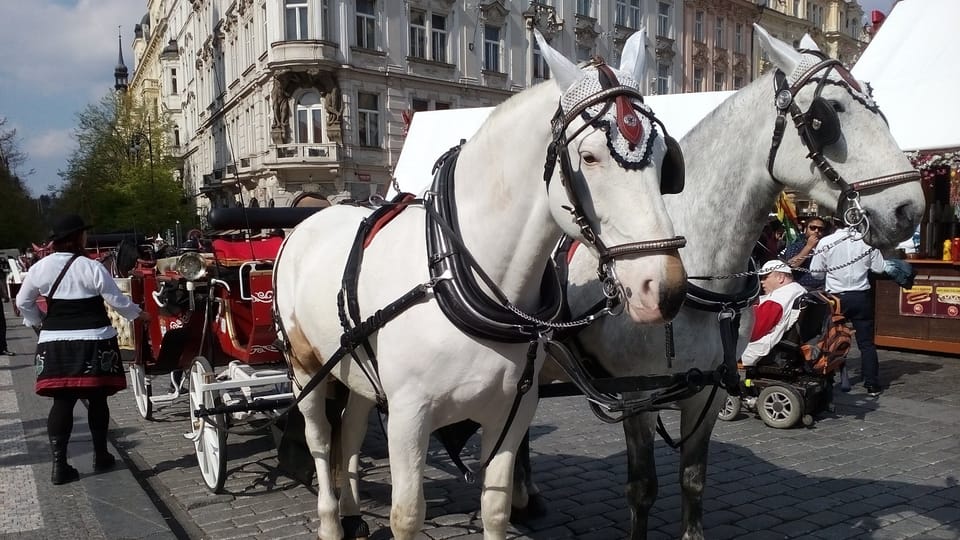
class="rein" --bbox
[766,54,920,234]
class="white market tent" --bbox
[390,91,735,198]
[851,0,960,152]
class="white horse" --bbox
[512,26,924,540]
[274,31,688,540]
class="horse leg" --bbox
[510,430,547,523]
[677,389,724,540]
[480,397,539,539]
[296,378,342,540]
[338,391,375,539]
[623,411,659,540]
[386,407,432,540]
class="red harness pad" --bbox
[363,194,416,248]
[566,240,582,265]
[212,237,285,261]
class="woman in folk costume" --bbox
[16,215,150,485]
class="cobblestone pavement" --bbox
[4,303,960,539]
[104,344,960,540]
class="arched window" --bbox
[296,91,323,143]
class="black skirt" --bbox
[34,337,127,397]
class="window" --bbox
[412,98,430,112]
[735,23,743,53]
[285,0,308,40]
[296,91,323,144]
[657,2,670,37]
[615,0,640,28]
[693,67,703,92]
[410,10,427,58]
[261,3,268,51]
[356,0,377,49]
[714,17,724,48]
[357,92,380,147]
[657,62,670,95]
[170,68,178,94]
[793,0,800,18]
[435,101,450,110]
[714,71,724,91]
[244,20,254,66]
[320,0,331,40]
[734,75,744,89]
[694,11,704,42]
[532,40,550,82]
[410,10,447,62]
[576,45,593,63]
[174,127,181,147]
[483,25,501,72]
[576,0,592,16]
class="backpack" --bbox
[800,291,853,375]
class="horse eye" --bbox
[829,100,845,113]
[581,153,598,164]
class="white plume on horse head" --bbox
[533,29,582,92]
[618,26,648,83]
[799,33,821,51]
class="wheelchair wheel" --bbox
[717,395,741,421]
[757,385,802,429]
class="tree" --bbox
[0,117,45,248]
[56,93,193,235]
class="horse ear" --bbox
[534,29,582,92]
[618,26,648,83]
[754,24,801,76]
[799,33,821,52]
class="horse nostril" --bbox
[624,287,633,298]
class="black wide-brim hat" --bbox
[49,214,93,241]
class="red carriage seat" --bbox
[211,237,284,262]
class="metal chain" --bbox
[505,300,616,330]
[689,230,874,281]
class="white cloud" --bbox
[0,0,146,98]
[24,128,76,159]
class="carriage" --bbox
[119,206,320,492]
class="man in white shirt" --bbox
[741,260,808,367]
[810,226,886,396]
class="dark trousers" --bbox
[1,302,8,351]
[48,393,110,439]
[836,290,880,387]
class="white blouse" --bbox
[15,253,142,343]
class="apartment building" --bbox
[126,0,866,217]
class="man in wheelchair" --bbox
[741,260,807,370]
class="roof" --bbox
[390,90,734,198]
[851,0,960,152]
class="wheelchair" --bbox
[719,292,845,429]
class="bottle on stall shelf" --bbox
[952,236,960,262]
[922,202,938,258]
[944,238,953,261]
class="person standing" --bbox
[16,215,150,484]
[1,283,11,356]
[781,216,827,290]
[810,226,886,396]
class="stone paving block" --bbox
[771,518,822,537]
[734,513,783,532]
[704,523,749,540]
[810,522,869,539]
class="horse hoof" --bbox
[341,515,369,539]
[510,493,548,524]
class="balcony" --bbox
[264,143,341,168]
[268,40,339,69]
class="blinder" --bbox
[803,97,841,151]
[661,134,685,194]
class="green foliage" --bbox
[55,93,195,235]
[0,118,45,248]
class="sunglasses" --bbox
[807,225,824,231]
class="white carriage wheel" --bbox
[757,385,802,429]
[188,356,228,492]
[717,395,741,422]
[129,362,153,420]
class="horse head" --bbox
[755,24,923,248]
[536,29,687,322]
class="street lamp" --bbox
[130,117,154,184]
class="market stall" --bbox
[852,0,960,354]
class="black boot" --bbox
[50,436,80,485]
[91,430,116,472]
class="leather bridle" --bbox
[766,53,920,234]
[543,61,686,299]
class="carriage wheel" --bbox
[129,362,153,420]
[717,395,741,422]
[757,385,802,429]
[188,356,228,493]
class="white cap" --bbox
[758,260,792,276]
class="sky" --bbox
[0,0,897,198]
